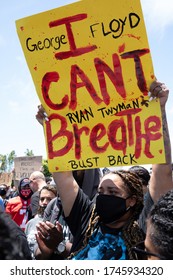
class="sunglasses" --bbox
[132,241,166,260]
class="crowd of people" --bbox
[0,79,173,260]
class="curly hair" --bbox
[147,190,173,259]
[69,169,144,260]
[40,185,57,197]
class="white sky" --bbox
[0,0,173,165]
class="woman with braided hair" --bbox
[45,169,145,260]
[65,169,145,260]
[36,79,172,259]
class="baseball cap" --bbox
[20,178,31,187]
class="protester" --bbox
[36,79,172,260]
[49,169,145,260]
[132,189,173,260]
[25,185,57,259]
[29,171,47,217]
[34,192,72,260]
[34,168,100,259]
[0,210,32,259]
[5,178,33,231]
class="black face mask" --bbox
[95,194,131,224]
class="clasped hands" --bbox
[35,220,63,256]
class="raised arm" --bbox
[148,80,172,203]
[35,105,79,217]
[52,171,79,217]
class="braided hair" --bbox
[69,169,144,260]
[112,170,144,259]
[147,190,173,259]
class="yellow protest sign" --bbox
[16,0,165,171]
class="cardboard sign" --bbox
[0,173,13,186]
[16,0,165,171]
[14,156,42,180]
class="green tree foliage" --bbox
[0,150,16,172]
[42,159,52,178]
[0,154,7,172]
[8,150,16,171]
[25,149,34,156]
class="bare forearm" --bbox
[150,106,172,202]
[161,106,171,164]
[149,81,172,202]
[53,171,79,217]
